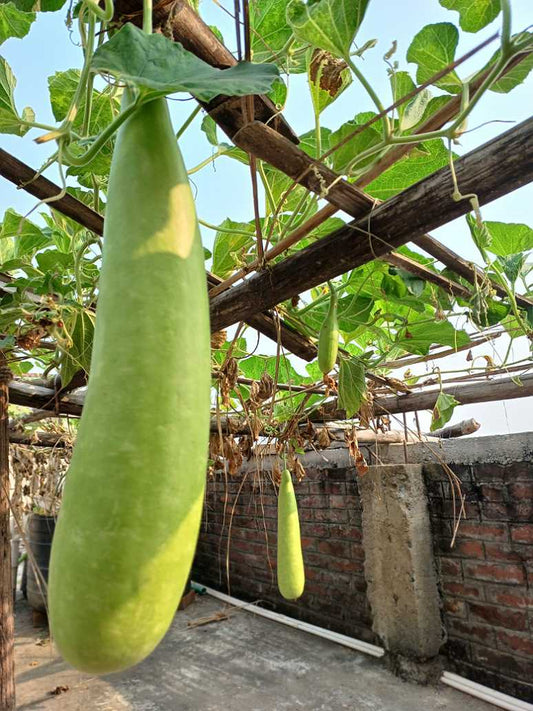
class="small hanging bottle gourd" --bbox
[317,281,339,375]
[277,468,305,601]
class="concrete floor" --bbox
[14,595,496,711]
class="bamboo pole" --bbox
[0,355,15,711]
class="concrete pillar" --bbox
[359,464,443,681]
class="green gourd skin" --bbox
[277,469,305,601]
[48,96,211,674]
[317,284,339,375]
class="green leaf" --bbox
[211,219,255,279]
[366,139,451,200]
[0,2,35,43]
[250,0,306,72]
[483,221,533,257]
[239,354,303,383]
[439,0,500,32]
[92,24,280,102]
[397,320,470,355]
[60,309,95,387]
[431,391,459,431]
[490,48,533,94]
[286,0,370,60]
[201,114,218,146]
[470,298,510,328]
[329,112,382,173]
[338,356,366,417]
[5,0,66,11]
[0,208,50,257]
[308,48,352,115]
[35,249,73,273]
[406,23,462,94]
[49,69,119,134]
[303,293,373,333]
[497,254,526,286]
[0,56,33,135]
[267,78,288,109]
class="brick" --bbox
[298,495,329,508]
[474,463,507,482]
[329,525,362,541]
[481,484,505,501]
[448,619,495,644]
[444,599,467,618]
[511,525,533,544]
[472,644,533,680]
[351,543,365,560]
[447,540,484,558]
[485,543,525,563]
[314,509,348,523]
[509,482,533,499]
[317,540,351,557]
[440,558,462,577]
[485,585,533,609]
[463,561,526,584]
[442,580,484,600]
[444,638,471,662]
[497,629,533,657]
[432,500,480,520]
[329,495,360,509]
[455,522,508,542]
[301,522,329,538]
[469,602,527,631]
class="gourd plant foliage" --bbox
[1,0,533,445]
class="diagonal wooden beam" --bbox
[209,117,533,331]
[0,150,317,361]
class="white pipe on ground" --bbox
[196,583,533,711]
[195,583,384,658]
[442,672,533,711]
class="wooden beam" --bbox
[382,252,472,300]
[428,418,480,439]
[0,151,317,362]
[112,0,298,144]
[209,117,533,331]
[412,232,533,309]
[0,356,15,711]
[374,372,533,415]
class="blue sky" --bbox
[1,0,532,435]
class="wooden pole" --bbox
[209,117,533,331]
[0,354,15,711]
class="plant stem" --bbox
[143,0,152,34]
[176,104,202,140]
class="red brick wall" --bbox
[192,452,533,702]
[426,460,533,702]
[193,463,375,643]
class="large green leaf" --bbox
[239,354,304,383]
[439,0,500,33]
[302,293,373,333]
[406,23,462,94]
[391,71,434,132]
[0,208,50,258]
[48,69,119,134]
[250,0,306,73]
[286,0,370,60]
[490,37,533,94]
[431,391,459,431]
[211,219,255,279]
[0,2,35,44]
[366,139,451,200]
[3,0,66,11]
[397,320,470,355]
[338,356,366,417]
[329,112,382,173]
[60,309,95,387]
[0,56,34,135]
[308,48,352,115]
[91,24,279,102]
[484,222,533,257]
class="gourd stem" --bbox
[143,0,153,34]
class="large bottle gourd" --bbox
[48,95,211,674]
[277,469,305,600]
